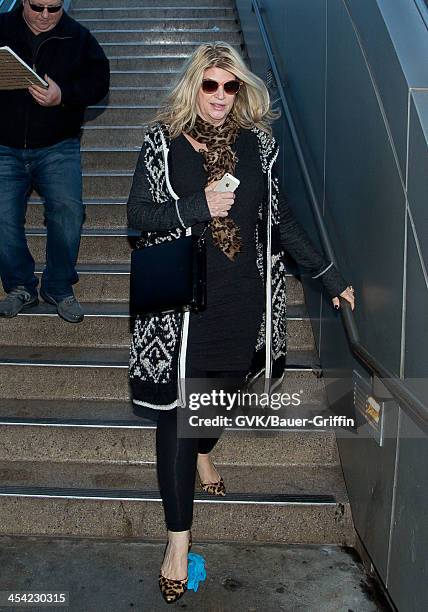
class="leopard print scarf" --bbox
[186,114,242,261]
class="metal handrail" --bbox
[251,0,428,433]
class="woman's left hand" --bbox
[332,286,355,311]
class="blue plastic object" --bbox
[187,552,207,592]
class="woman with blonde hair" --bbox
[127,42,355,603]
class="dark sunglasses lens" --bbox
[29,3,62,12]
[201,80,218,93]
[224,80,241,94]
[201,80,241,94]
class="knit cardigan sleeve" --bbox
[275,165,348,298]
[127,141,212,231]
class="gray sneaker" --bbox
[0,286,39,318]
[40,291,84,324]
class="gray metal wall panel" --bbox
[377,0,428,87]
[337,399,399,582]
[280,0,326,201]
[405,92,428,390]
[407,92,428,272]
[344,0,419,179]
[404,222,428,386]
[325,0,405,376]
[387,411,428,612]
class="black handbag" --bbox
[130,228,207,316]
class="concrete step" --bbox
[106,55,187,71]
[72,8,236,20]
[0,261,304,304]
[81,147,139,171]
[26,229,138,264]
[0,374,329,421]
[58,171,132,198]
[0,346,320,401]
[102,42,242,57]
[85,105,156,126]
[0,461,346,497]
[0,264,130,303]
[0,304,314,351]
[109,70,180,87]
[94,30,241,44]
[81,125,146,147]
[1,264,130,303]
[0,423,339,466]
[80,18,238,31]
[27,198,128,228]
[23,231,310,272]
[0,492,353,544]
[81,171,132,198]
[73,0,235,8]
[100,87,169,106]
[0,461,353,543]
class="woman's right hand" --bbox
[205,181,235,218]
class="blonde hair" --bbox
[154,42,278,137]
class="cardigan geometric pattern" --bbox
[129,122,288,409]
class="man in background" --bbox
[0,0,109,322]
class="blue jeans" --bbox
[0,139,84,299]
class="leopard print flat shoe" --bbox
[158,532,192,604]
[200,475,226,496]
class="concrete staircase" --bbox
[0,0,354,546]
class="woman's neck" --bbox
[183,132,207,152]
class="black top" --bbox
[24,27,50,64]
[169,130,265,370]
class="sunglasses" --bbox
[27,1,63,13]
[201,79,241,95]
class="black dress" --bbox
[168,129,265,372]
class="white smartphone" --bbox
[213,172,240,192]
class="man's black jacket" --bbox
[0,6,110,148]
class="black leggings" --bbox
[156,368,246,531]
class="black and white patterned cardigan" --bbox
[128,122,347,410]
